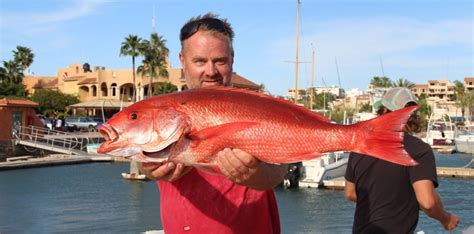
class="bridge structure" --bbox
[12,125,104,156]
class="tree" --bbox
[138,32,169,98]
[0,60,28,98]
[453,80,468,119]
[0,82,28,98]
[30,89,80,115]
[259,83,267,93]
[120,35,142,103]
[13,46,34,72]
[153,82,178,95]
[370,76,393,88]
[359,102,372,113]
[393,78,415,88]
[1,60,23,84]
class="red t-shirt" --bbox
[158,168,281,234]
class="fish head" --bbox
[97,104,189,162]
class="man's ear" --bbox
[179,52,185,69]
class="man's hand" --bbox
[216,148,287,190]
[140,162,192,182]
[442,213,460,231]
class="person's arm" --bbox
[216,148,288,190]
[344,180,357,202]
[412,180,460,231]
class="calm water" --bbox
[0,153,473,233]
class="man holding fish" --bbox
[141,13,287,233]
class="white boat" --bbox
[285,152,348,188]
[423,108,456,153]
[455,125,474,154]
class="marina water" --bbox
[1,153,473,233]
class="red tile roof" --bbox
[0,98,39,107]
[78,78,97,85]
[231,73,260,90]
[43,78,58,88]
[464,77,474,82]
[412,84,428,88]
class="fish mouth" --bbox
[98,124,119,143]
[97,124,121,154]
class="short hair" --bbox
[179,13,234,49]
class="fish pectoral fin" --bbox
[188,122,258,146]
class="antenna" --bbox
[379,55,385,77]
[335,57,342,88]
[152,3,156,32]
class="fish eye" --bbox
[130,113,138,120]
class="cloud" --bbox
[263,16,472,92]
[0,0,109,34]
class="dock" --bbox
[322,178,346,190]
[436,167,474,178]
[0,154,114,171]
[319,166,474,190]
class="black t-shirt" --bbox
[345,134,438,234]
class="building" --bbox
[285,85,344,101]
[0,98,43,161]
[410,79,455,101]
[411,84,429,97]
[24,62,260,104]
[464,77,474,92]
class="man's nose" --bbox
[204,63,218,76]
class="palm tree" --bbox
[393,78,415,88]
[370,76,382,88]
[138,32,169,98]
[120,35,142,102]
[453,80,468,119]
[13,46,34,73]
[153,82,178,95]
[370,76,393,88]
[380,76,393,88]
[1,60,23,84]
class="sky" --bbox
[0,0,473,96]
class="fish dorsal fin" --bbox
[198,86,332,123]
[188,121,258,146]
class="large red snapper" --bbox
[97,87,418,166]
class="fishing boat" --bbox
[423,108,456,153]
[282,152,349,188]
[455,125,474,154]
[299,152,349,188]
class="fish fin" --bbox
[188,122,259,146]
[199,86,332,123]
[353,105,419,166]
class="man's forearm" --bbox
[420,193,451,224]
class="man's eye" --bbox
[195,61,205,66]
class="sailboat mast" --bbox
[294,0,300,102]
[310,44,315,109]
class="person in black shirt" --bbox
[344,87,459,233]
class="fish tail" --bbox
[352,105,418,166]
